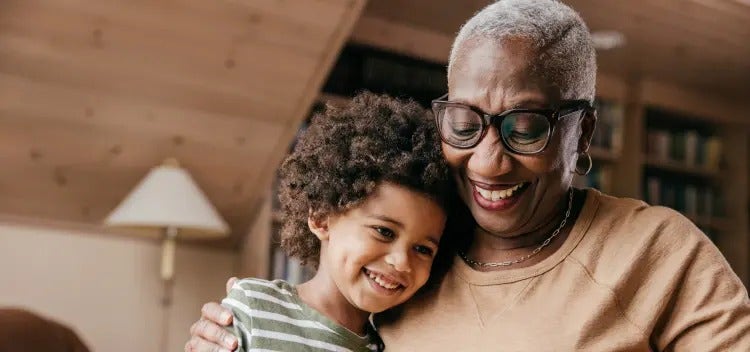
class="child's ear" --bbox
[308,214,330,241]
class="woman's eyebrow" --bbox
[510,98,548,109]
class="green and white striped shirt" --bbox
[222,278,383,352]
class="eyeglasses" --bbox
[431,94,594,154]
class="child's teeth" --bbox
[367,271,399,290]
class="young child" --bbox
[221,92,454,352]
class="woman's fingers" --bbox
[189,316,238,350]
[200,302,233,325]
[225,277,238,294]
[184,335,234,352]
[185,279,240,352]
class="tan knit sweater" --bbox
[378,190,750,351]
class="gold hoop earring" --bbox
[574,152,592,176]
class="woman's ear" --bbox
[578,108,597,153]
[308,214,330,241]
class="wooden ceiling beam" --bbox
[242,0,369,202]
[586,0,750,48]
[0,0,368,247]
[0,0,335,58]
[687,0,750,23]
[0,11,317,117]
[359,1,750,105]
[640,79,750,125]
[571,1,750,63]
[352,15,634,101]
[0,47,293,122]
[351,15,453,63]
[349,15,750,126]
[0,17,321,90]
[0,72,284,140]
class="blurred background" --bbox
[0,0,748,350]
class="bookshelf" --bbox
[247,43,749,287]
[589,146,619,163]
[643,158,719,178]
[641,108,730,239]
[573,98,624,194]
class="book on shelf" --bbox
[590,99,623,155]
[642,176,722,219]
[323,44,447,107]
[646,130,671,161]
[670,132,686,163]
[645,128,722,171]
[704,137,722,170]
[684,131,698,167]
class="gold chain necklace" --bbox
[458,188,574,268]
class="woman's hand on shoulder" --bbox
[184,277,239,352]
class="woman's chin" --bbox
[472,202,539,237]
[472,192,534,230]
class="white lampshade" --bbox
[104,158,230,239]
[105,158,230,282]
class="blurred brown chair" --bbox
[0,308,90,352]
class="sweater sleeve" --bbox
[648,212,750,351]
[221,283,255,352]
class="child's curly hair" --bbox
[277,92,454,267]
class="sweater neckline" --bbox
[454,189,600,285]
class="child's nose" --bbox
[385,251,411,273]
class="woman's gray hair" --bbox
[448,0,597,101]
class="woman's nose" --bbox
[467,127,513,177]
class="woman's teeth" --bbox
[475,183,525,201]
[366,270,400,290]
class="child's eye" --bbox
[372,226,395,239]
[414,245,434,257]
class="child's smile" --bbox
[308,182,447,318]
[362,267,406,293]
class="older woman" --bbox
[186,0,750,351]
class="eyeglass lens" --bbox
[437,105,551,152]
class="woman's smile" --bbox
[471,180,531,211]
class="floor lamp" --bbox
[103,158,230,351]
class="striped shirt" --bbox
[222,278,383,352]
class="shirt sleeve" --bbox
[221,283,255,352]
[650,214,750,351]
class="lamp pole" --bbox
[160,226,178,352]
